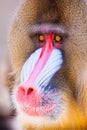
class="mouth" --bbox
[21,103,56,116]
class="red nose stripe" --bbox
[26,34,55,84]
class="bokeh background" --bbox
[0,0,19,129]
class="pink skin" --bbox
[17,34,60,116]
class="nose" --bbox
[17,83,40,107]
[18,85,34,95]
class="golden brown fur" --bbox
[8,0,87,129]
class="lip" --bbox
[21,104,56,116]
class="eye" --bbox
[54,34,62,43]
[38,34,45,42]
[53,34,63,48]
[37,34,46,47]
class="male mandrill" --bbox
[8,0,87,130]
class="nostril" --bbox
[17,86,25,102]
[18,86,25,96]
[27,87,34,95]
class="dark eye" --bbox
[54,34,62,43]
[38,34,45,42]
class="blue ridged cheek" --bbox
[20,48,63,88]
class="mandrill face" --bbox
[17,33,63,117]
[9,0,87,130]
[12,31,69,129]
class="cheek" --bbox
[21,48,63,84]
[35,50,63,88]
[20,48,42,82]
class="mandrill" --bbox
[8,0,87,130]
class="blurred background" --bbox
[0,0,20,129]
